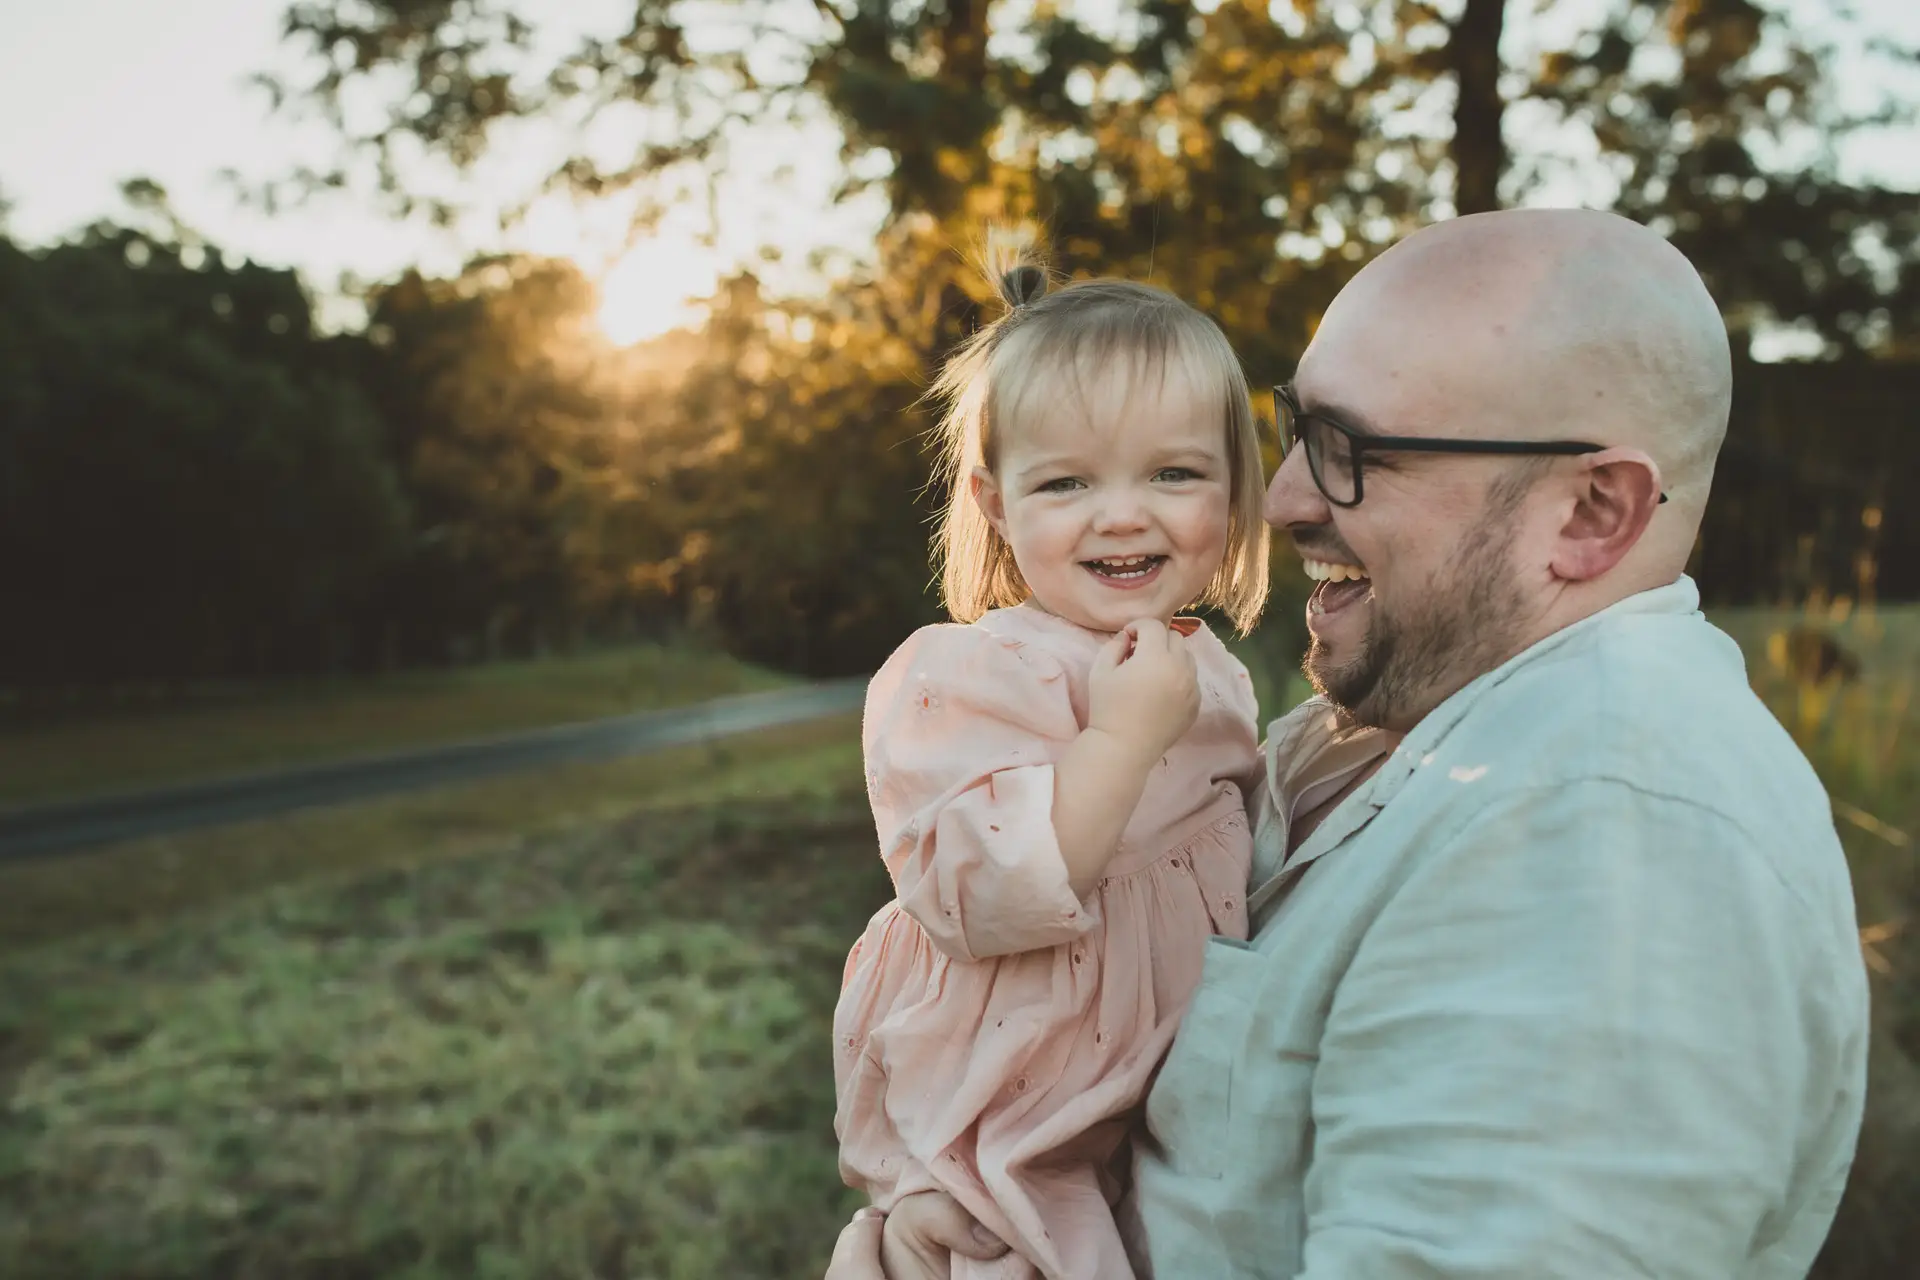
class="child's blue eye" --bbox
[1037,477,1084,493]
[1156,467,1200,482]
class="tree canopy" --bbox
[272,0,1917,361]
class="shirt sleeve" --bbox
[862,624,1094,963]
[1296,779,1867,1279]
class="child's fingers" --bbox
[1128,617,1170,654]
[1092,630,1132,673]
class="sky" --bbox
[2,0,1915,340]
[0,0,869,337]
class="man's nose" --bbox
[1264,447,1330,530]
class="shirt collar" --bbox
[1262,575,1702,871]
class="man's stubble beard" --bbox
[1305,498,1531,730]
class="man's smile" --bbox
[1302,556,1371,615]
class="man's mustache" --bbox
[1290,525,1361,565]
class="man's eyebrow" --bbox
[1298,392,1385,436]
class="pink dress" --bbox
[833,603,1258,1279]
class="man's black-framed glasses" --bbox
[1272,383,1667,509]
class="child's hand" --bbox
[1089,617,1200,764]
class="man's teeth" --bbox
[1303,557,1369,583]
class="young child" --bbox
[832,238,1270,1280]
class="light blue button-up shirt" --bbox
[1127,576,1869,1278]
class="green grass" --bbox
[0,715,863,956]
[0,717,878,1280]
[0,642,790,809]
[1720,602,1917,920]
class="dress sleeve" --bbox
[1189,629,1266,805]
[862,624,1095,962]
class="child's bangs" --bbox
[989,304,1238,447]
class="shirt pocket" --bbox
[1143,936,1267,1180]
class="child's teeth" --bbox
[1090,555,1158,578]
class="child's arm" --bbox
[1053,619,1201,899]
[1050,728,1163,900]
[862,620,1197,963]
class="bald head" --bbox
[1306,209,1731,525]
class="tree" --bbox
[357,254,639,660]
[255,0,1915,677]
[1523,0,1919,356]
[269,1,1916,361]
[0,213,410,685]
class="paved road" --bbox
[0,678,869,863]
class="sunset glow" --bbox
[595,239,719,345]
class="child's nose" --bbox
[1091,491,1150,533]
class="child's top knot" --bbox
[982,224,1048,312]
[1002,264,1048,308]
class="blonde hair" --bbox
[928,231,1270,633]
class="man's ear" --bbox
[1549,447,1664,582]
[971,466,1009,538]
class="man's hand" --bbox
[824,1194,1009,1280]
[826,1207,889,1280]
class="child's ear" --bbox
[971,466,1009,537]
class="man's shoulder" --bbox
[1436,610,1849,919]
[1470,610,1810,800]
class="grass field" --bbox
[0,607,1915,1278]
[0,716,862,956]
[0,720,877,1279]
[1723,601,1917,927]
[0,643,789,809]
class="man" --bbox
[829,208,1869,1278]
